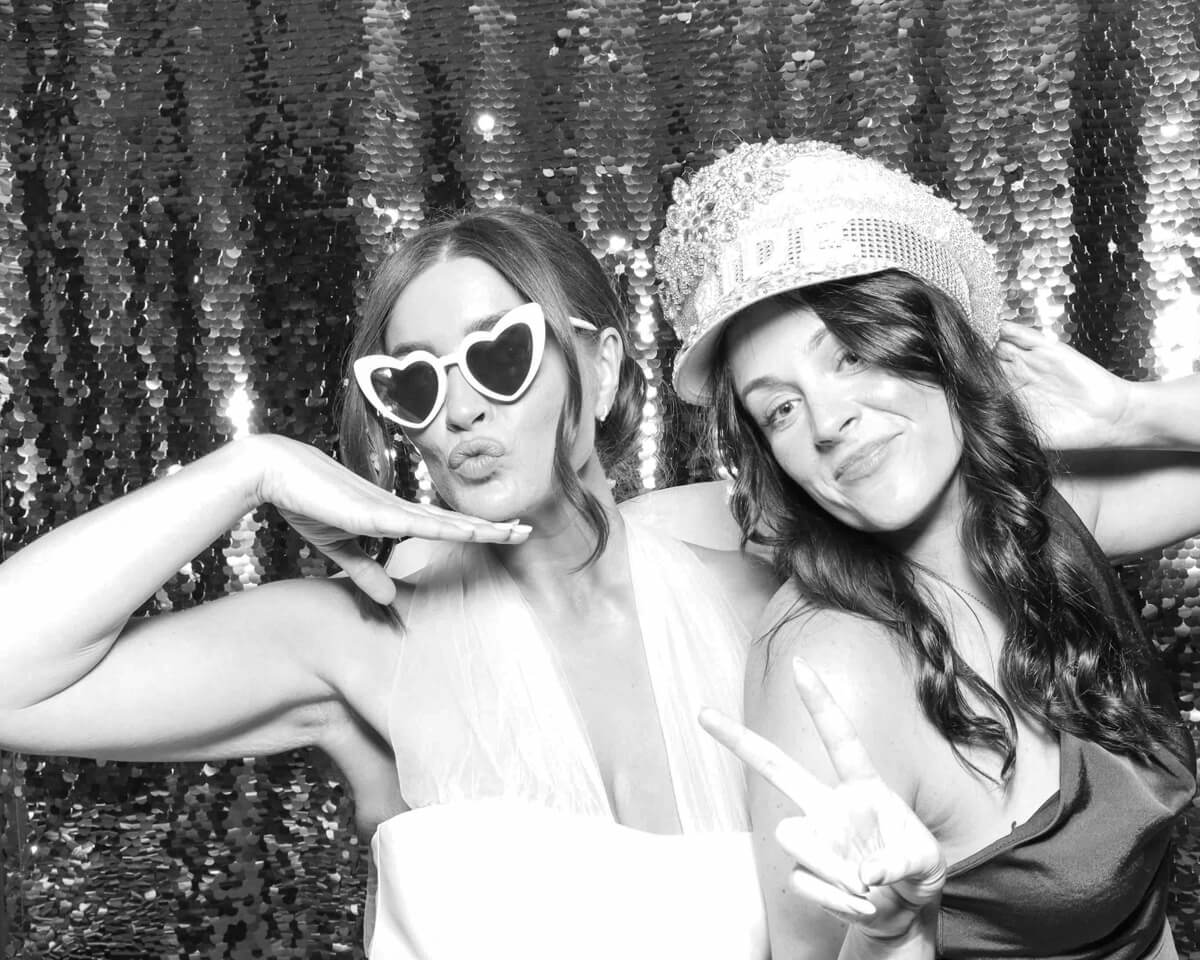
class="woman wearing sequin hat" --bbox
[656,140,1199,959]
[0,208,780,958]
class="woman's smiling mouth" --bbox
[833,435,896,482]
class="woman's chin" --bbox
[438,475,539,524]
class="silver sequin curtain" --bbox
[1,0,1198,956]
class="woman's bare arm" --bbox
[0,576,389,761]
[0,434,525,761]
[999,322,1200,557]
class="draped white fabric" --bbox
[368,801,768,959]
[367,518,766,958]
[387,517,750,825]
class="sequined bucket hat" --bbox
[655,140,1002,404]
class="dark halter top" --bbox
[936,490,1196,958]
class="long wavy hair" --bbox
[711,270,1177,778]
[338,207,645,567]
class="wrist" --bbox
[1110,379,1154,448]
[1111,377,1200,450]
[1132,374,1200,450]
[221,434,279,512]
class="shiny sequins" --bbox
[2,0,1199,956]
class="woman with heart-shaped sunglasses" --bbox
[0,207,784,958]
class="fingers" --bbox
[997,320,1054,350]
[860,850,916,889]
[698,707,827,811]
[994,339,1026,365]
[995,341,1037,394]
[364,504,532,545]
[291,453,535,545]
[860,844,946,890]
[787,863,876,922]
[326,543,398,606]
[791,659,878,784]
[372,494,532,545]
[776,817,866,896]
[701,662,882,805]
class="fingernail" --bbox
[847,898,876,917]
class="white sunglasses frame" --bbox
[354,302,597,430]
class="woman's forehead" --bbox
[727,300,826,365]
[385,256,524,351]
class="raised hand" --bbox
[701,659,945,941]
[996,321,1134,451]
[253,435,530,604]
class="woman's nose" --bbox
[807,391,858,445]
[443,365,488,431]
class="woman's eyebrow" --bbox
[387,310,510,357]
[388,339,432,357]
[739,374,792,402]
[464,310,509,334]
[738,327,829,401]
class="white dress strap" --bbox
[625,519,750,831]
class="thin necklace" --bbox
[908,559,997,615]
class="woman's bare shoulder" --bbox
[751,580,893,661]
[746,582,912,735]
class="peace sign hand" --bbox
[701,658,946,940]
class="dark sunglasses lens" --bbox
[465,323,534,397]
[371,363,439,424]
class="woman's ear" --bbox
[592,327,623,422]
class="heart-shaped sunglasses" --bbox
[353,302,599,430]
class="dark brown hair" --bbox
[711,270,1178,779]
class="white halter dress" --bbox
[366,518,769,959]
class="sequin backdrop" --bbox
[1,0,1198,956]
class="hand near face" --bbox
[253,436,531,605]
[997,321,1134,451]
[701,659,945,939]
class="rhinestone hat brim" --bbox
[672,216,997,403]
[655,141,1002,406]
[675,260,955,404]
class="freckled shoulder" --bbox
[687,542,782,634]
[744,579,918,778]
